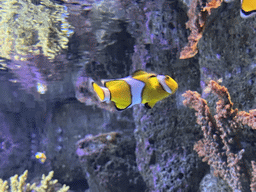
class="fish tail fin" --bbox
[91,80,110,102]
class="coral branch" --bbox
[180,0,223,59]
[183,80,255,191]
[0,170,69,192]
[236,110,256,130]
[251,161,256,192]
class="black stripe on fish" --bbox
[241,9,256,16]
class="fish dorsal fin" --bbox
[101,79,115,86]
[104,80,123,89]
[132,70,148,77]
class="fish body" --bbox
[35,152,46,164]
[240,0,256,18]
[92,70,178,110]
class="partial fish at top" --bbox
[240,0,256,18]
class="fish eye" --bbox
[165,76,170,80]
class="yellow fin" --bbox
[132,70,148,77]
[92,82,105,101]
[114,103,128,111]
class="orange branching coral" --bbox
[236,110,256,130]
[203,0,223,13]
[251,161,256,192]
[180,0,223,59]
[183,80,256,191]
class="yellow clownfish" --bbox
[91,70,178,110]
[240,0,256,18]
[35,152,46,164]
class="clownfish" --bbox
[91,70,178,110]
[35,152,46,164]
[240,0,256,18]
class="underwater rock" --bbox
[76,132,146,192]
[199,173,232,192]
[198,0,256,111]
[128,0,205,191]
[133,101,208,191]
[0,112,30,179]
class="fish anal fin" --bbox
[132,70,148,77]
[145,100,157,109]
[144,103,151,109]
[115,103,128,111]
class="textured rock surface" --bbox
[199,173,232,192]
[198,0,256,111]
[127,0,208,191]
[76,132,146,192]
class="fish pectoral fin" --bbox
[92,82,105,101]
[92,82,110,102]
[145,101,157,109]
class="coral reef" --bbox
[0,0,73,60]
[251,161,256,192]
[0,170,69,192]
[76,132,146,192]
[3,0,256,191]
[180,0,223,59]
[183,80,256,191]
